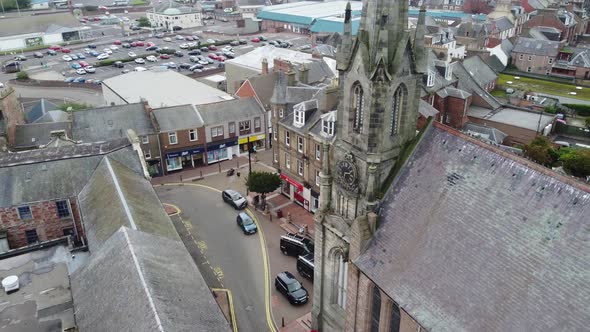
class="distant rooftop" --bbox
[468,106,555,131]
[257,1,362,26]
[512,37,560,56]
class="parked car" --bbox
[297,254,314,281]
[134,66,147,72]
[97,53,109,60]
[113,61,124,68]
[165,62,177,69]
[146,55,158,62]
[275,271,308,305]
[134,57,145,64]
[179,43,189,49]
[33,52,44,58]
[206,38,216,44]
[48,45,61,51]
[14,55,27,61]
[223,52,235,59]
[71,63,82,69]
[185,36,194,41]
[70,54,79,60]
[174,51,184,57]
[103,48,113,54]
[64,77,75,83]
[251,38,260,43]
[122,43,131,48]
[280,233,313,256]
[62,55,73,61]
[159,54,170,59]
[47,50,57,55]
[76,68,86,75]
[208,53,218,60]
[200,47,209,52]
[129,42,137,47]
[90,51,99,57]
[259,35,267,41]
[188,50,201,55]
[109,45,118,50]
[78,61,89,67]
[239,39,247,45]
[155,33,165,38]
[113,40,122,45]
[146,45,158,51]
[208,45,217,51]
[61,48,71,53]
[163,37,172,42]
[128,51,137,57]
[88,44,97,49]
[189,63,203,71]
[84,48,92,54]
[76,53,86,59]
[222,189,247,209]
[198,60,209,65]
[84,66,96,73]
[230,40,240,46]
[146,42,155,47]
[179,62,192,69]
[175,35,184,40]
[236,212,257,235]
[136,41,145,46]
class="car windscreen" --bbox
[287,280,302,292]
[230,192,242,200]
[242,217,254,226]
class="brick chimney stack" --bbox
[261,58,269,75]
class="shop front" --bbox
[165,146,205,173]
[238,134,266,155]
[280,173,311,210]
[206,138,238,164]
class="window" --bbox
[239,120,251,131]
[279,108,284,118]
[229,122,236,134]
[334,252,348,309]
[315,170,321,185]
[389,303,401,332]
[285,153,290,169]
[63,228,75,237]
[528,55,533,61]
[274,126,278,140]
[548,58,553,64]
[427,71,435,87]
[254,117,261,130]
[297,136,303,152]
[370,287,381,332]
[315,144,321,160]
[189,129,198,141]
[527,66,532,73]
[352,83,364,133]
[294,110,304,127]
[142,135,149,144]
[168,132,178,145]
[18,206,32,220]
[285,131,290,146]
[25,229,38,245]
[274,152,278,162]
[519,54,523,60]
[390,84,407,137]
[211,126,224,137]
[56,200,70,218]
[322,120,334,136]
[297,159,303,176]
[145,149,151,159]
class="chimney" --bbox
[141,98,152,115]
[261,58,269,75]
[286,69,296,86]
[312,50,323,59]
[127,129,151,180]
[299,64,309,84]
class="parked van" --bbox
[280,233,313,257]
[297,253,314,281]
[3,61,21,73]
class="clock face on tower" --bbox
[335,154,358,193]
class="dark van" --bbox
[3,61,21,73]
[280,233,313,257]
[297,253,314,281]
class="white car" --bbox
[134,66,147,72]
[109,45,118,50]
[146,55,158,62]
[84,48,92,54]
[0,82,4,88]
[163,37,172,42]
[175,35,184,40]
[128,51,137,57]
[179,43,189,49]
[198,60,208,65]
[222,46,232,52]
[97,53,110,60]
[134,57,145,64]
[62,55,73,61]
[84,66,96,73]
[206,38,215,44]
[103,48,113,55]
[76,68,86,75]
[187,42,196,47]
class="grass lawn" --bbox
[131,0,147,5]
[490,89,507,98]
[496,73,590,101]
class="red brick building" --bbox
[523,8,578,44]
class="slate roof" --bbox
[463,55,498,87]
[197,97,264,126]
[72,103,155,142]
[436,86,471,99]
[25,99,60,123]
[355,122,590,332]
[0,13,80,38]
[309,110,337,143]
[493,16,513,32]
[14,122,72,149]
[0,139,140,207]
[453,62,502,110]
[462,122,507,144]
[152,104,204,132]
[71,227,231,332]
[246,72,276,108]
[512,37,560,56]
[77,157,180,251]
[418,99,439,118]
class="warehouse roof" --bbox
[257,1,362,26]
[468,106,555,131]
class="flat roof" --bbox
[0,243,88,332]
[257,1,362,25]
[468,106,555,131]
[203,73,227,82]
[102,69,232,107]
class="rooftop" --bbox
[512,37,560,56]
[102,70,233,107]
[14,122,73,149]
[152,104,204,132]
[257,1,362,26]
[197,97,265,125]
[468,106,555,131]
[0,12,81,38]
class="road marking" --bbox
[162,203,181,216]
[197,240,208,252]
[213,266,224,280]
[157,183,278,332]
[211,288,238,332]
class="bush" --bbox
[523,136,558,166]
[561,149,590,178]
[84,5,98,11]
[16,71,29,80]
[59,102,91,112]
[137,16,150,26]
[563,104,590,117]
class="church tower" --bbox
[312,1,426,330]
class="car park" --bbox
[84,66,96,73]
[76,68,86,75]
[134,58,145,64]
[33,52,44,58]
[128,52,137,57]
[236,212,257,235]
[47,50,57,55]
[275,271,309,305]
[146,55,158,62]
[280,233,313,256]
[222,189,247,209]
[97,53,109,60]
[113,61,124,68]
[62,55,73,61]
[297,254,314,281]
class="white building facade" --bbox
[146,7,203,30]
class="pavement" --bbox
[152,149,315,332]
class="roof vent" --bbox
[2,276,19,293]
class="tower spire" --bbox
[337,2,353,70]
[414,5,427,74]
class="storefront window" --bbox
[166,157,182,171]
[207,148,228,163]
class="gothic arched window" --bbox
[332,251,348,309]
[370,286,381,332]
[352,83,364,133]
[390,84,408,137]
[389,301,401,332]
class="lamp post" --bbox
[247,136,252,175]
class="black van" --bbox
[297,253,314,281]
[3,61,21,73]
[280,233,313,257]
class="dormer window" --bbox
[322,119,334,136]
[294,109,305,128]
[427,70,435,87]
[445,63,453,80]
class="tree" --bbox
[561,149,590,178]
[137,16,151,27]
[523,136,558,166]
[245,171,281,208]
[16,71,28,80]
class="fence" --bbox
[554,122,590,139]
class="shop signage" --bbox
[25,37,43,47]
[238,133,266,145]
[166,146,204,159]
[280,173,303,192]
[208,138,238,151]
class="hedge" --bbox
[95,53,157,67]
[187,40,233,51]
[563,104,590,117]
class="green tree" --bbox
[16,71,28,80]
[137,16,151,27]
[561,149,590,178]
[3,0,30,10]
[245,171,281,208]
[523,136,558,166]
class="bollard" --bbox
[180,175,183,182]
[282,317,285,327]
[200,170,203,178]
[219,162,221,173]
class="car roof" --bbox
[278,271,296,282]
[238,211,251,219]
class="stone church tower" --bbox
[312,1,427,330]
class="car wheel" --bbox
[282,249,288,255]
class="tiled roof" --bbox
[512,37,560,56]
[356,123,590,332]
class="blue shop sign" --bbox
[207,139,238,151]
[166,146,205,159]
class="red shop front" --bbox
[280,173,306,207]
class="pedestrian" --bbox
[101,32,105,36]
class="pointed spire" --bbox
[344,1,351,23]
[414,5,427,74]
[337,2,353,71]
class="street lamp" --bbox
[247,136,252,175]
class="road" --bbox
[155,184,274,332]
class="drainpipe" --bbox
[67,197,85,247]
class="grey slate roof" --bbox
[197,98,264,126]
[418,99,439,118]
[493,16,513,32]
[0,139,140,207]
[14,122,72,149]
[512,37,560,56]
[270,71,287,104]
[71,227,231,332]
[152,104,204,132]
[25,99,60,123]
[454,62,502,110]
[72,103,155,142]
[463,55,498,87]
[462,122,507,144]
[247,72,277,108]
[77,157,180,251]
[436,86,471,99]
[355,123,590,332]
